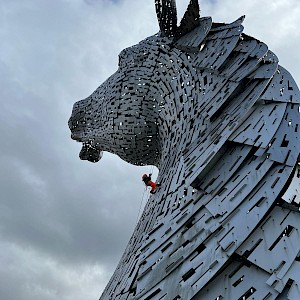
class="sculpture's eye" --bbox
[118,48,148,69]
[118,49,135,69]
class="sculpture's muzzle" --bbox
[68,99,87,141]
[69,100,103,163]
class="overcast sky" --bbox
[0,0,299,299]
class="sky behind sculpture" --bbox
[0,0,300,299]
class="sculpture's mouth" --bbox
[79,142,103,163]
[69,127,102,163]
[69,109,104,163]
[70,132,83,142]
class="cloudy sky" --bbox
[0,0,299,299]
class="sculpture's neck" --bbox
[153,51,202,171]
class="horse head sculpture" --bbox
[69,1,300,299]
[69,0,209,167]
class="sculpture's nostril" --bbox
[68,114,80,132]
[68,116,74,130]
[69,100,87,132]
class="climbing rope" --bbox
[135,165,155,224]
[150,165,154,175]
[136,186,148,224]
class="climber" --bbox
[142,173,159,194]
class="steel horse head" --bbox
[68,0,209,166]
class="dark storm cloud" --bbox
[0,1,157,299]
[0,0,299,299]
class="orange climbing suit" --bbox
[142,174,156,192]
[147,181,156,192]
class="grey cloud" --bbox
[0,241,109,300]
[0,2,155,299]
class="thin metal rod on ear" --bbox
[155,0,178,37]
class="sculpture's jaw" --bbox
[79,142,103,163]
[69,130,103,163]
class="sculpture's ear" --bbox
[155,0,200,38]
[177,0,200,37]
[155,0,178,37]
